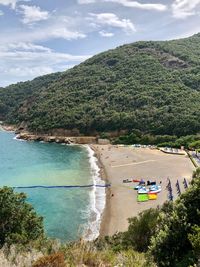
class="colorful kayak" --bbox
[133,179,140,183]
[137,193,149,202]
[148,193,157,200]
[149,185,161,193]
[134,185,143,190]
[138,187,149,194]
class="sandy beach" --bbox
[92,145,195,237]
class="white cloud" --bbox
[7,42,52,52]
[0,9,3,15]
[99,30,114,37]
[19,5,49,24]
[0,42,91,64]
[89,13,136,34]
[172,0,200,19]
[78,0,167,11]
[49,27,86,40]
[0,0,17,9]
[1,15,87,43]
[3,66,54,77]
[78,0,95,3]
[0,42,92,86]
[105,0,167,11]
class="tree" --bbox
[149,176,200,267]
[122,208,160,252]
[193,167,200,179]
[189,140,200,150]
[0,187,44,247]
[188,226,200,259]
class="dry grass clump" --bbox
[0,245,43,267]
[32,240,155,267]
[0,240,155,267]
[32,252,65,267]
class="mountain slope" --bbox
[0,34,200,136]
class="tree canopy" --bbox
[0,187,44,247]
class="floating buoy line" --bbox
[13,184,111,189]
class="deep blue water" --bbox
[0,131,93,241]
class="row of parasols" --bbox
[166,178,188,201]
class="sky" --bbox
[0,0,200,87]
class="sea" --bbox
[0,130,105,242]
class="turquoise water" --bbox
[0,131,94,241]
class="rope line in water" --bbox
[13,184,111,189]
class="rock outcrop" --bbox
[16,132,99,144]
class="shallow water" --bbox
[0,131,96,241]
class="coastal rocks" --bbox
[16,133,99,144]
[1,124,17,132]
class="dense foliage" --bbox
[114,131,200,148]
[0,187,44,247]
[149,173,200,266]
[0,33,200,136]
[0,72,61,121]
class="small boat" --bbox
[133,179,140,183]
[134,185,143,190]
[138,187,149,194]
[149,185,161,193]
[123,179,132,183]
[148,193,157,200]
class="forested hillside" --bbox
[0,33,200,136]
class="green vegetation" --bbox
[0,33,200,137]
[189,140,200,151]
[0,72,61,122]
[149,176,200,267]
[0,187,44,247]
[114,131,200,148]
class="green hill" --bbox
[1,33,200,136]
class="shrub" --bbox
[122,209,160,252]
[33,252,65,267]
[0,187,44,247]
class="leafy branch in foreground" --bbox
[0,187,44,247]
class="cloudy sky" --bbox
[0,0,200,87]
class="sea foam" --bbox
[84,145,106,241]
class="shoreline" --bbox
[84,145,106,241]
[89,145,111,237]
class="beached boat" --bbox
[149,185,161,193]
[134,185,143,190]
[138,187,149,194]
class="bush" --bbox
[33,252,65,267]
[0,187,44,247]
[149,177,200,267]
[122,209,160,252]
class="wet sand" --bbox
[92,145,195,236]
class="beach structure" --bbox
[176,180,181,196]
[166,179,173,201]
[183,178,188,189]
